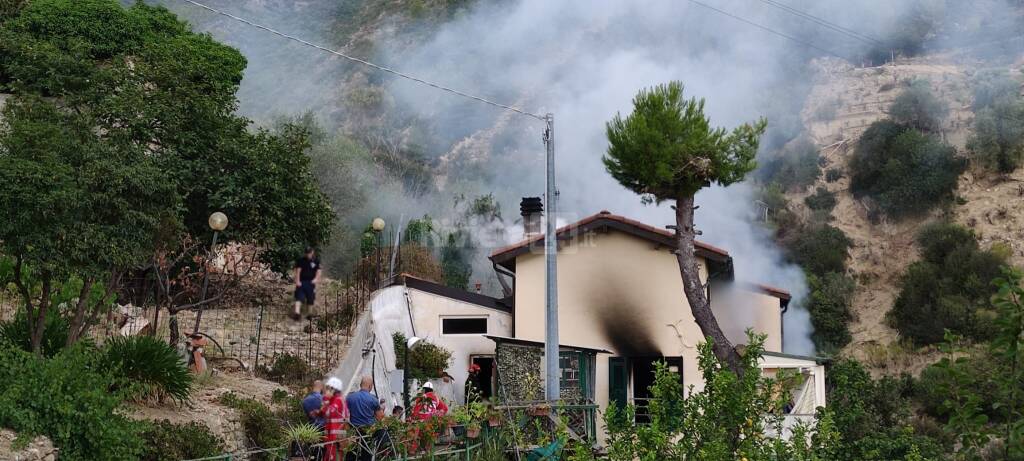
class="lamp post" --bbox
[193,211,228,335]
[402,335,422,414]
[372,217,385,285]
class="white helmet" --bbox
[325,377,344,391]
[422,381,434,390]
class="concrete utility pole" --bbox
[543,113,560,402]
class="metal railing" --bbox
[183,437,483,461]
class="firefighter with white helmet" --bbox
[321,376,348,461]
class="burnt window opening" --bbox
[560,353,579,387]
[441,317,488,335]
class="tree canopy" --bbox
[1,0,332,271]
[604,81,766,201]
[0,0,333,351]
[849,120,964,219]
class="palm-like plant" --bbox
[103,335,192,402]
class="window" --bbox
[441,317,488,335]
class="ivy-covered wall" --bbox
[495,342,592,403]
[495,343,543,402]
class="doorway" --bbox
[609,356,683,423]
[470,356,495,399]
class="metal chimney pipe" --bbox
[520,197,543,238]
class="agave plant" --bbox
[103,335,192,402]
[285,423,323,445]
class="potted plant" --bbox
[466,420,481,439]
[450,407,469,438]
[285,423,322,459]
[529,403,551,417]
[484,399,502,427]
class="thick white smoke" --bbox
[161,0,1021,356]
[380,0,837,354]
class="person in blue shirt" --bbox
[300,380,325,429]
[346,376,383,428]
[345,376,385,461]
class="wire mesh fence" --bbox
[174,275,373,376]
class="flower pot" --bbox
[466,427,481,439]
[529,406,550,417]
[488,416,501,427]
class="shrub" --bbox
[890,223,1006,345]
[0,309,69,357]
[258,353,313,387]
[102,335,191,402]
[850,120,964,219]
[825,168,842,183]
[806,272,855,352]
[970,70,1021,111]
[138,419,223,461]
[0,0,26,19]
[757,184,800,238]
[788,224,851,277]
[441,231,473,290]
[890,80,947,132]
[967,97,1024,173]
[824,359,942,460]
[593,334,846,460]
[914,351,1010,422]
[804,186,837,213]
[219,392,285,458]
[393,332,452,383]
[757,137,821,192]
[0,343,143,460]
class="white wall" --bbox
[334,283,512,412]
[404,288,512,405]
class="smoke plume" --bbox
[160,0,1022,355]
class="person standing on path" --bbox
[293,247,321,320]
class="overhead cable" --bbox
[756,0,882,45]
[176,0,546,121]
[685,0,854,61]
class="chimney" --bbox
[520,197,543,238]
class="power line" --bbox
[685,0,853,61]
[756,0,881,45]
[176,0,546,121]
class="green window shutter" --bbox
[608,357,628,409]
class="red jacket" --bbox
[322,394,349,460]
[411,391,448,421]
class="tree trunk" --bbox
[168,309,180,346]
[29,275,52,355]
[674,194,744,375]
[66,277,95,346]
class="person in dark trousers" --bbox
[345,376,385,461]
[293,247,321,320]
